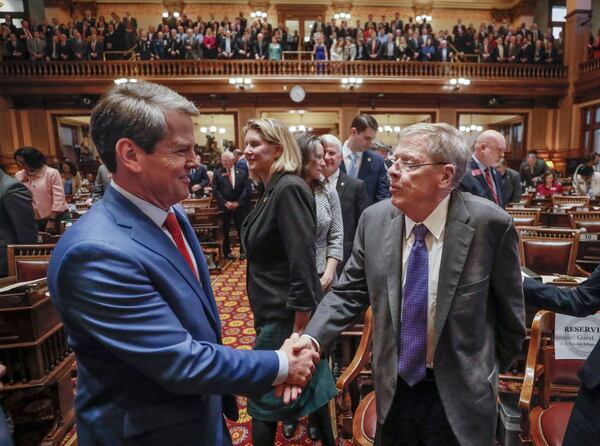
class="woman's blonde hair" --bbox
[243,118,302,183]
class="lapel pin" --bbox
[368,157,372,162]
[340,182,345,186]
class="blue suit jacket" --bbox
[341,149,390,204]
[48,186,279,445]
[459,158,505,208]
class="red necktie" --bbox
[164,212,198,278]
[484,168,499,205]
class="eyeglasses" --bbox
[387,159,453,173]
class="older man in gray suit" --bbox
[286,123,525,446]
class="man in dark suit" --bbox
[0,167,37,278]
[212,151,250,260]
[519,150,549,188]
[459,130,506,208]
[523,266,600,444]
[321,134,369,275]
[233,149,248,172]
[496,158,523,204]
[251,33,268,60]
[47,82,318,446]
[341,114,390,204]
[286,122,525,446]
[188,153,210,197]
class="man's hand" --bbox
[276,333,319,404]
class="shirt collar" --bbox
[471,154,488,173]
[404,194,450,242]
[327,168,340,183]
[342,141,359,160]
[110,181,172,228]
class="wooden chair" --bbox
[506,208,541,227]
[6,244,55,281]
[517,227,588,277]
[570,210,600,233]
[520,193,534,206]
[519,310,583,446]
[552,195,590,209]
[181,197,212,210]
[185,208,224,272]
[336,307,374,446]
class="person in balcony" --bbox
[436,39,453,62]
[268,34,282,61]
[103,22,116,54]
[5,33,25,60]
[480,36,493,62]
[366,29,382,60]
[519,37,534,64]
[381,32,398,61]
[532,39,546,64]
[151,30,167,60]
[251,32,267,60]
[492,36,507,62]
[87,29,103,61]
[217,29,234,59]
[182,28,199,59]
[545,40,559,64]
[329,36,344,61]
[506,35,519,63]
[535,172,563,197]
[419,37,436,61]
[57,33,72,61]
[27,30,46,61]
[166,28,183,59]
[70,29,87,61]
[589,29,600,59]
[45,34,60,61]
[234,31,252,59]
[312,34,328,61]
[202,28,218,59]
[136,30,152,60]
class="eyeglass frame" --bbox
[386,159,455,173]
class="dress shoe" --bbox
[224,253,236,260]
[308,422,321,441]
[281,421,297,439]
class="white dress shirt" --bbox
[324,168,340,193]
[402,195,450,368]
[110,181,288,383]
[342,141,363,174]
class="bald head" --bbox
[474,130,506,168]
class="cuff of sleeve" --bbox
[302,334,321,354]
[272,350,289,386]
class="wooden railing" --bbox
[579,57,600,76]
[0,60,568,81]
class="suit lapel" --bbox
[104,188,220,333]
[385,208,404,339]
[433,191,474,353]
[242,172,285,249]
[358,151,372,179]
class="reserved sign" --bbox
[555,314,600,360]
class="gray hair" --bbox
[90,81,199,173]
[320,134,342,153]
[397,122,470,188]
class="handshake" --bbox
[276,333,320,404]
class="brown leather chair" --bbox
[517,227,588,277]
[6,244,55,281]
[552,195,590,209]
[336,307,375,446]
[519,310,583,446]
[506,208,541,227]
[570,210,600,233]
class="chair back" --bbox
[552,195,590,209]
[506,208,541,227]
[520,193,533,205]
[570,210,600,233]
[517,227,581,276]
[181,197,213,210]
[6,244,56,281]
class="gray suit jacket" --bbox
[0,169,38,277]
[502,167,523,204]
[305,190,525,446]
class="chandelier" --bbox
[162,11,180,19]
[200,116,226,135]
[341,77,363,89]
[288,110,313,133]
[229,77,253,90]
[377,115,401,134]
[250,10,267,19]
[416,15,432,24]
[334,12,351,20]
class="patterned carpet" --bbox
[57,257,338,446]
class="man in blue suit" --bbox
[341,114,390,204]
[47,82,318,446]
[458,130,506,208]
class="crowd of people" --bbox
[1,10,564,64]
[3,80,600,446]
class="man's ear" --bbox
[440,164,456,189]
[114,138,144,174]
[350,127,358,137]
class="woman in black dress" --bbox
[241,118,337,445]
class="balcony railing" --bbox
[580,57,600,75]
[0,60,568,81]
